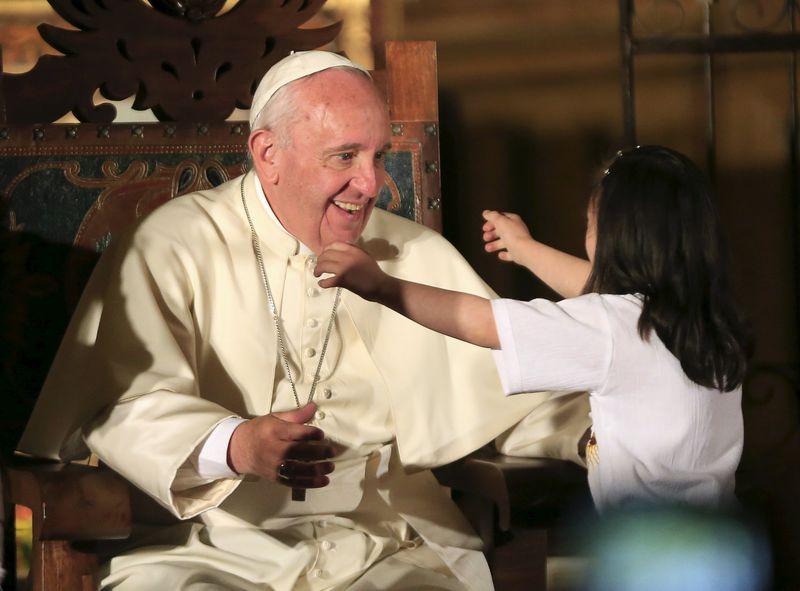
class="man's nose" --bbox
[351,159,381,196]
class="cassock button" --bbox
[320,540,334,551]
[305,348,316,358]
[315,410,326,420]
[307,287,319,297]
[323,388,332,399]
[312,568,324,578]
[401,538,422,549]
[307,318,319,328]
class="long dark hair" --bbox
[583,145,749,391]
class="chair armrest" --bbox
[3,456,131,541]
[434,446,588,531]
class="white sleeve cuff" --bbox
[196,417,248,479]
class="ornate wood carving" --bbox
[2,0,341,124]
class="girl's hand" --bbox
[482,210,534,263]
[314,242,387,301]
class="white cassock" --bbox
[18,171,590,590]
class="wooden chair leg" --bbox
[2,501,18,588]
[30,540,98,591]
[449,489,550,590]
[450,490,497,554]
[489,528,548,591]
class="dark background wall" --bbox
[376,1,800,586]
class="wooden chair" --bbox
[0,2,588,589]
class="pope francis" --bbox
[18,51,590,590]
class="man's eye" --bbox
[375,151,386,162]
[337,152,355,162]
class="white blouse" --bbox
[491,293,743,511]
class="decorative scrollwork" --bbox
[147,0,228,21]
[731,0,793,33]
[633,0,688,36]
[743,363,799,407]
[632,0,799,37]
[3,0,341,124]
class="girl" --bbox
[314,145,749,512]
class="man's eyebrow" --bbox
[323,143,362,156]
[323,142,392,156]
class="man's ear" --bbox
[248,129,280,184]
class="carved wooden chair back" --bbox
[0,2,441,589]
[0,4,441,458]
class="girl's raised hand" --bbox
[314,242,387,301]
[482,210,534,263]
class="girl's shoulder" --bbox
[557,293,643,328]
[563,292,642,310]
[499,293,641,330]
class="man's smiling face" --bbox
[258,68,391,254]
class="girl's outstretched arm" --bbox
[482,210,591,298]
[315,242,499,349]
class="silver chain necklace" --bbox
[240,176,342,411]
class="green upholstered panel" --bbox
[2,142,418,251]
